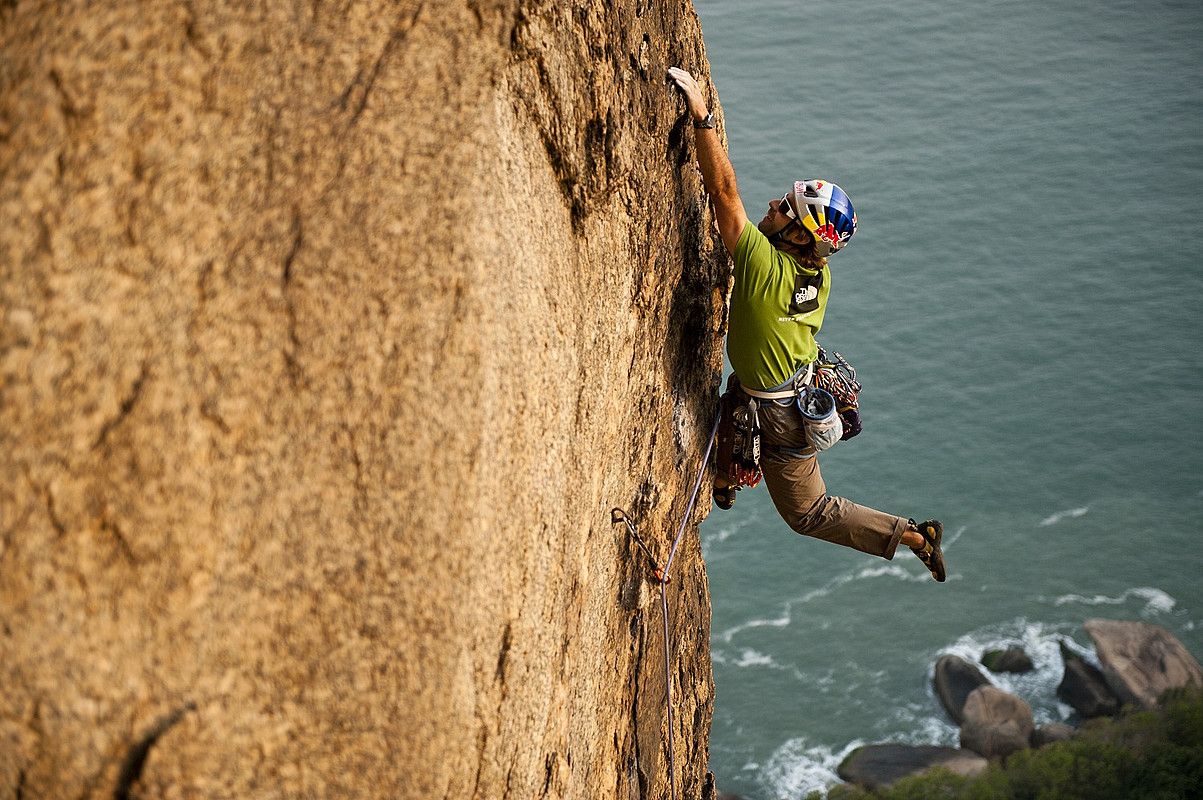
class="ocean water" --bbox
[691,1,1203,797]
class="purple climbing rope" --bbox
[614,410,720,800]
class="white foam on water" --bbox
[1038,506,1089,527]
[1048,586,1176,616]
[759,736,865,800]
[855,563,931,584]
[735,648,776,668]
[701,515,756,557]
[879,703,959,747]
[719,611,792,643]
[942,524,968,548]
[717,561,937,643]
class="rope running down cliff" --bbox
[612,411,720,800]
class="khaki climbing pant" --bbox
[755,397,909,559]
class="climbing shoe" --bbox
[713,484,736,510]
[910,519,946,582]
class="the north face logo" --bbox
[789,271,823,315]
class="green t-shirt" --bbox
[727,221,830,391]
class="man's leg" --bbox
[760,449,909,559]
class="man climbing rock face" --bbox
[667,66,947,582]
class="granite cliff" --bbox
[1,1,728,797]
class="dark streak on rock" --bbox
[101,516,137,564]
[282,210,303,287]
[335,66,364,111]
[540,752,555,798]
[495,621,512,682]
[196,259,215,306]
[199,398,230,434]
[342,5,422,127]
[182,0,210,58]
[35,215,52,255]
[469,725,488,799]
[502,760,515,799]
[342,422,368,512]
[113,703,195,800]
[281,209,305,387]
[124,198,138,247]
[93,362,149,451]
[264,106,282,198]
[48,69,81,118]
[628,610,649,799]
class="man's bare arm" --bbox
[667,67,748,255]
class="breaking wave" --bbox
[1047,587,1176,616]
[758,737,865,800]
[1038,506,1089,526]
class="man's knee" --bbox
[786,494,846,540]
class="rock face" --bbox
[837,744,987,789]
[1085,619,1203,710]
[982,646,1034,674]
[934,654,993,724]
[1057,640,1121,718]
[0,3,729,798]
[959,686,1034,760]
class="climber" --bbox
[666,66,947,582]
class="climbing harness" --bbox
[714,361,817,507]
[610,411,719,800]
[735,361,814,401]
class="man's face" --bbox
[756,190,813,247]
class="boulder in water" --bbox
[837,744,987,790]
[1085,619,1203,709]
[981,646,1034,673]
[959,685,1035,759]
[1031,722,1075,748]
[1057,641,1120,718]
[933,654,993,723]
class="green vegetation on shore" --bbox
[815,688,1203,800]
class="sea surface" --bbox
[691,1,1203,797]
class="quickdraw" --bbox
[813,345,863,440]
[713,388,762,509]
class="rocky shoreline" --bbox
[718,618,1203,799]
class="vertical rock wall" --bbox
[1,1,728,798]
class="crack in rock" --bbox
[113,703,195,800]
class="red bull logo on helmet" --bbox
[814,223,841,248]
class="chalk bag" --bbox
[797,386,842,452]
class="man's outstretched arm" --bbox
[667,67,748,255]
[668,69,750,256]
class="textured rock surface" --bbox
[1085,619,1203,710]
[837,744,987,789]
[1057,640,1120,718]
[959,686,1034,760]
[0,2,730,798]
[981,646,1034,674]
[933,654,992,724]
[1030,722,1075,748]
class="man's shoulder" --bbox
[734,222,780,273]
